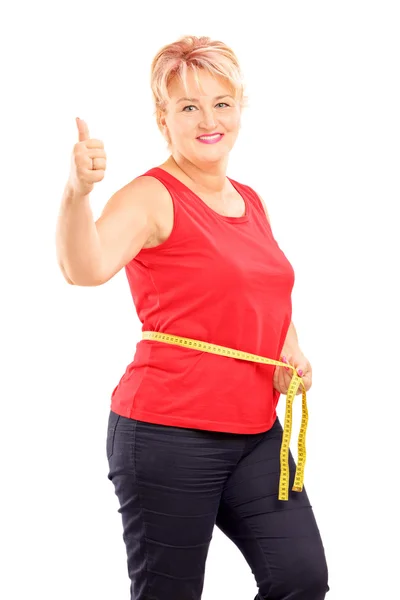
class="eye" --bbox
[182,102,230,112]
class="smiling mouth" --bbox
[196,133,224,144]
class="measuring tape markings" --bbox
[142,331,308,501]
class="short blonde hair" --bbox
[150,35,247,131]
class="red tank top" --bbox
[110,167,295,434]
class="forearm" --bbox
[56,183,103,285]
[281,321,301,355]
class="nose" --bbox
[199,108,217,130]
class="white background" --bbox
[1,1,399,598]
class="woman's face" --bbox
[160,68,242,166]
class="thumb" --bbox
[76,117,90,142]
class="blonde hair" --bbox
[150,35,247,133]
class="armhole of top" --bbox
[134,173,180,256]
[245,185,272,230]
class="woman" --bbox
[57,35,329,600]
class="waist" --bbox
[141,330,308,502]
[142,331,283,368]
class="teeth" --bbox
[199,134,221,140]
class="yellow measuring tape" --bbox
[142,331,308,501]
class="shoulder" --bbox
[252,190,271,224]
[124,172,173,218]
[128,172,171,200]
[230,178,271,225]
[129,172,176,241]
[98,173,172,242]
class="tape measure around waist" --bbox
[142,331,308,501]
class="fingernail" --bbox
[298,369,303,376]
[282,356,287,363]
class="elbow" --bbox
[59,263,76,285]
[59,262,103,287]
[67,275,104,287]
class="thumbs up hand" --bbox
[68,117,107,197]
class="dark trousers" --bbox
[106,410,329,599]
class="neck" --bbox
[165,153,229,194]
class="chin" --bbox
[203,151,232,164]
[194,142,232,155]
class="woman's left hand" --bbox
[273,350,312,395]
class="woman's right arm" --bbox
[56,176,162,286]
[56,117,163,287]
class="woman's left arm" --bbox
[274,321,313,394]
[253,192,312,395]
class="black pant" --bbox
[106,411,329,599]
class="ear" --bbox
[159,109,167,129]
[158,116,169,144]
[158,115,168,141]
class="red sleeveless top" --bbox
[110,167,295,434]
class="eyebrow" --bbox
[176,94,235,104]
